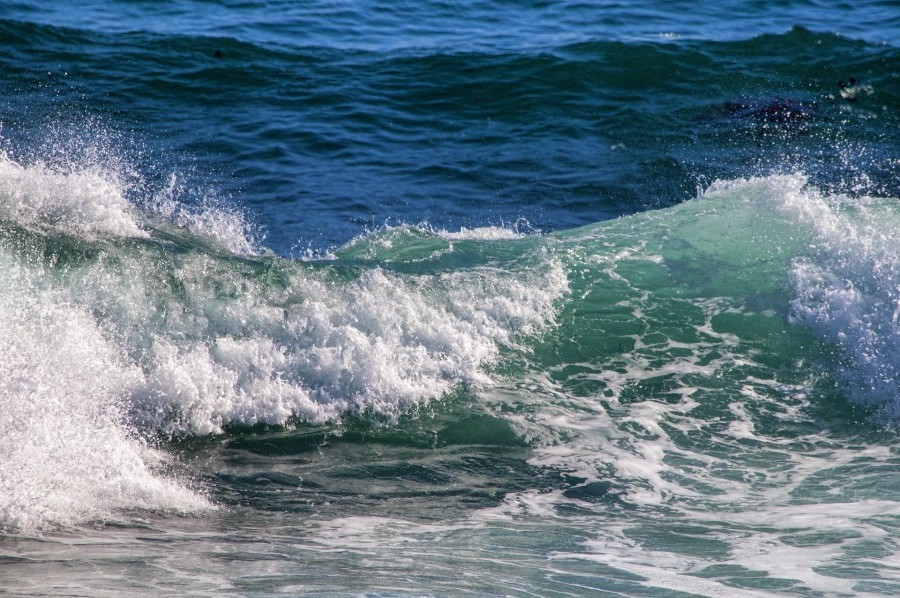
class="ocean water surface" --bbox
[1,0,899,595]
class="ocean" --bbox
[1,1,899,595]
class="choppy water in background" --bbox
[1,1,899,596]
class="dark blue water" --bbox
[3,1,897,253]
[1,1,899,595]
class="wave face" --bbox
[5,155,899,594]
[0,150,566,531]
[524,173,900,496]
[3,144,900,530]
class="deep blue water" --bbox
[1,1,899,596]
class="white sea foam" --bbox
[0,232,565,529]
[0,152,147,239]
[0,139,568,428]
[432,224,528,241]
[478,175,900,595]
[123,258,568,435]
[0,258,211,534]
[0,141,572,530]
[776,178,900,423]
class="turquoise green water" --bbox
[3,170,899,595]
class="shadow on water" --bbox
[167,389,621,522]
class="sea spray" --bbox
[0,149,569,531]
[0,258,211,534]
[784,183,900,423]
[0,152,146,240]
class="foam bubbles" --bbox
[433,225,528,241]
[125,257,568,435]
[778,178,900,423]
[0,152,147,239]
[0,153,568,529]
[0,259,211,534]
[0,134,568,440]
